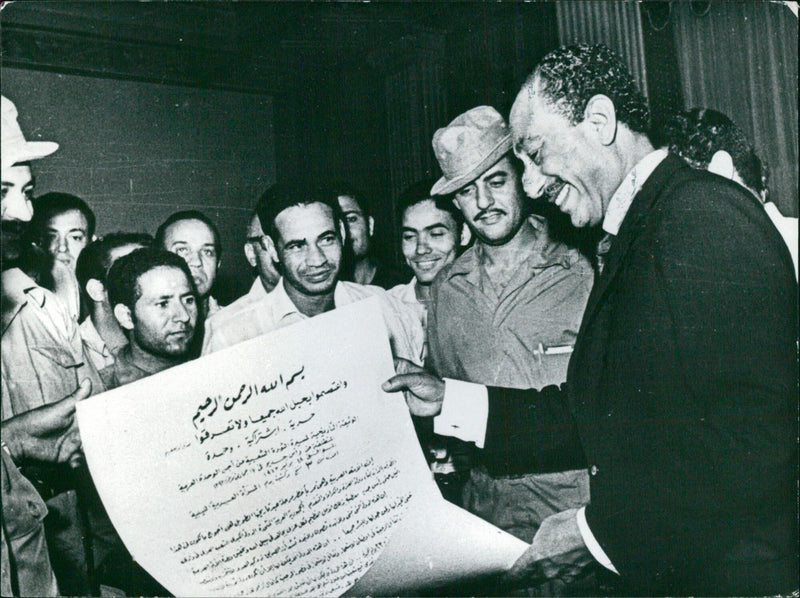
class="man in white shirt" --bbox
[384,44,797,596]
[217,210,283,321]
[75,233,152,371]
[387,178,466,364]
[243,210,281,295]
[203,184,423,364]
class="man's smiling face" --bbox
[510,83,607,228]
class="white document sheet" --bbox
[76,297,526,596]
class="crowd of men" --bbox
[1,43,797,597]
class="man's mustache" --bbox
[475,208,507,221]
[542,178,566,202]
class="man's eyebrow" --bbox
[484,170,510,180]
[402,222,451,233]
[46,227,86,233]
[150,293,176,301]
[424,223,451,231]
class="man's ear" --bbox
[367,215,375,238]
[85,279,107,303]
[584,94,617,146]
[113,303,134,331]
[265,235,279,263]
[707,150,736,181]
[459,223,471,247]
[244,242,257,268]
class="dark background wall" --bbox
[2,68,274,303]
[2,2,797,302]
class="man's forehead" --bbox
[165,218,215,242]
[510,82,554,142]
[275,202,335,235]
[337,194,363,213]
[46,209,88,229]
[109,243,144,263]
[403,200,456,229]
[137,266,191,294]
[478,155,515,180]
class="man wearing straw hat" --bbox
[2,94,104,595]
[424,105,594,567]
[1,95,103,595]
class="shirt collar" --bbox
[79,318,109,355]
[247,279,269,300]
[272,277,351,322]
[602,149,668,235]
[1,268,46,333]
[116,344,163,376]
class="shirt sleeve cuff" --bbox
[433,378,488,448]
[576,505,619,574]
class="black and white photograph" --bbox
[1,1,797,596]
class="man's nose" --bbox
[185,250,202,267]
[172,301,191,323]
[3,193,33,222]
[307,243,328,266]
[475,186,494,210]
[415,237,431,255]
[521,164,549,200]
[56,234,69,253]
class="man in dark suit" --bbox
[384,44,797,596]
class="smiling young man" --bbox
[386,179,465,363]
[424,106,594,560]
[201,183,423,364]
[101,248,198,389]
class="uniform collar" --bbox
[1,268,46,334]
[603,149,668,236]
[446,215,572,283]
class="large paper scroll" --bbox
[76,298,526,596]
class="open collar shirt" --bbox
[1,268,103,420]
[387,277,428,364]
[98,344,162,391]
[202,277,425,364]
[78,318,120,372]
[427,217,594,389]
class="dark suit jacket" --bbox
[482,155,798,595]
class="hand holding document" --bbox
[77,298,526,596]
